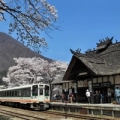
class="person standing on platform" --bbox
[86,89,90,104]
[61,93,65,103]
[107,89,111,103]
[95,90,99,103]
[53,93,57,100]
[115,87,119,104]
[99,91,103,104]
[119,87,120,103]
[69,93,74,103]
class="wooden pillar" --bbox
[102,76,103,83]
[113,75,115,100]
[97,77,98,83]
[91,77,93,92]
[107,76,109,82]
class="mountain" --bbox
[0,32,52,71]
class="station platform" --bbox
[50,102,120,118]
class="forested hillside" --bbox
[0,32,52,72]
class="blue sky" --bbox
[1,0,120,62]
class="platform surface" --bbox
[50,102,120,108]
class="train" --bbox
[0,84,50,110]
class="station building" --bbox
[62,38,120,103]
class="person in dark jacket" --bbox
[95,90,99,103]
[90,91,94,104]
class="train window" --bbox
[3,92,5,97]
[39,89,43,95]
[0,91,2,97]
[18,90,21,96]
[32,85,38,96]
[7,91,9,96]
[45,85,49,96]
[26,88,31,97]
[5,92,6,96]
[23,89,26,96]
[15,91,17,96]
[10,91,11,96]
[12,91,14,96]
[21,89,24,96]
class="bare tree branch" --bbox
[0,0,58,53]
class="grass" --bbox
[0,115,10,120]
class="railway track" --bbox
[42,110,115,120]
[0,109,47,120]
[0,105,117,120]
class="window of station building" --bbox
[109,76,114,84]
[98,77,102,83]
[66,83,69,89]
[115,75,120,84]
[103,77,107,82]
[69,82,72,89]
[93,78,97,83]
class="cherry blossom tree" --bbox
[2,57,68,87]
[43,60,68,84]
[0,0,58,52]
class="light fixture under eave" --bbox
[79,72,88,76]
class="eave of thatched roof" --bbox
[72,42,120,76]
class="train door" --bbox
[39,85,44,102]
[44,85,50,102]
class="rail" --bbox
[0,109,47,120]
[42,110,116,120]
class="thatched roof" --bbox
[64,39,120,80]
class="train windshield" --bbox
[45,85,49,96]
[32,85,38,96]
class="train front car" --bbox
[31,84,50,110]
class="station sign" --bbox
[93,82,111,87]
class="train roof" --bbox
[0,83,49,91]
